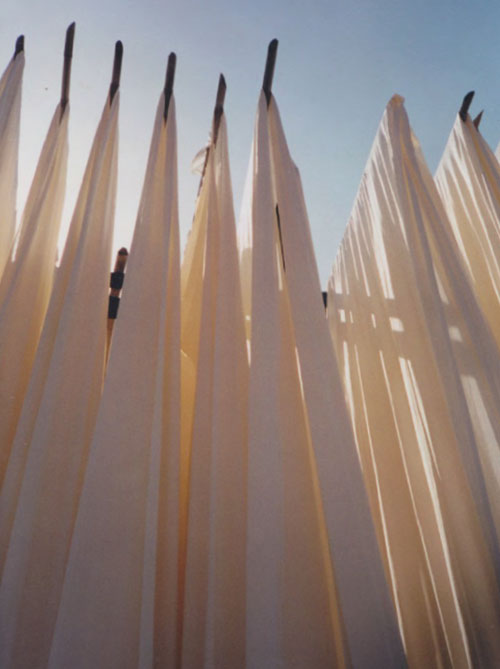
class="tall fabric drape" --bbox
[435,116,500,540]
[238,91,405,668]
[48,93,180,669]
[0,50,24,279]
[180,115,248,668]
[0,102,68,483]
[436,116,500,351]
[328,95,500,668]
[0,94,118,669]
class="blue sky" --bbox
[1,0,499,286]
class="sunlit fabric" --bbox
[0,102,68,484]
[0,50,23,280]
[180,115,248,668]
[48,93,180,669]
[435,115,500,545]
[0,93,118,669]
[436,115,500,351]
[328,95,500,667]
[238,91,405,668]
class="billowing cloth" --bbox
[0,102,68,482]
[328,95,500,667]
[0,50,23,279]
[0,94,118,669]
[48,94,180,669]
[180,115,248,667]
[238,91,405,668]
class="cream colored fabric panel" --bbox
[0,52,23,278]
[0,95,118,669]
[267,98,406,668]
[240,92,344,668]
[181,117,248,668]
[328,95,500,667]
[0,103,68,482]
[48,94,180,669]
[434,118,500,538]
[435,117,500,350]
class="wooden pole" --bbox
[60,23,75,119]
[13,35,24,60]
[459,91,474,122]
[163,52,177,122]
[106,247,128,361]
[109,41,123,105]
[262,38,278,106]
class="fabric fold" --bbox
[48,93,180,669]
[328,95,500,667]
[0,101,68,482]
[180,115,248,668]
[239,91,405,668]
[0,94,118,669]
[0,50,24,279]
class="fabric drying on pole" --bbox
[49,93,180,669]
[238,91,405,668]
[180,116,248,668]
[435,116,500,351]
[0,51,23,279]
[267,97,406,668]
[0,94,118,669]
[435,116,500,539]
[0,102,68,484]
[328,95,500,668]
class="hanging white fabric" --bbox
[180,115,248,668]
[328,95,500,668]
[435,115,500,350]
[238,91,405,668]
[0,93,118,669]
[48,93,180,669]
[0,50,24,279]
[0,101,68,484]
[434,115,500,541]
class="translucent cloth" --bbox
[238,92,405,668]
[0,102,68,483]
[0,94,118,668]
[0,51,23,279]
[328,95,500,668]
[180,115,248,667]
[48,94,180,669]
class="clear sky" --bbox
[1,0,500,287]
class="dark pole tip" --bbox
[459,90,474,122]
[109,41,124,105]
[14,35,24,59]
[262,38,278,106]
[473,110,483,130]
[212,73,227,146]
[118,247,129,256]
[64,23,76,56]
[60,23,76,119]
[163,52,177,121]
